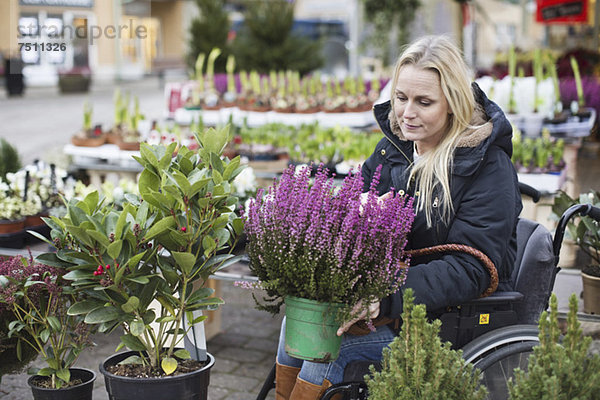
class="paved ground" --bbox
[1,75,173,166]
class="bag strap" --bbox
[406,244,498,298]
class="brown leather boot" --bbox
[289,377,336,400]
[276,362,301,400]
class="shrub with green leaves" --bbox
[508,293,600,399]
[0,138,22,181]
[232,0,322,75]
[366,289,487,400]
[35,125,245,375]
[0,254,93,389]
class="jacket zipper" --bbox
[372,106,413,164]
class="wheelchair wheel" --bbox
[461,325,539,400]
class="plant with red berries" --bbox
[34,125,244,375]
[0,253,93,388]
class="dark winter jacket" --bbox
[362,83,523,319]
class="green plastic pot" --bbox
[284,296,343,363]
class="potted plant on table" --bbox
[117,96,145,151]
[243,164,415,362]
[71,101,105,147]
[0,182,26,248]
[0,253,96,399]
[551,190,600,314]
[34,125,245,400]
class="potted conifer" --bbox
[366,289,487,399]
[34,125,244,400]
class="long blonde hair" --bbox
[389,35,475,227]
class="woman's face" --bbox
[393,65,451,154]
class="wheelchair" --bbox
[255,184,600,400]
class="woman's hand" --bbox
[359,192,393,215]
[337,300,380,336]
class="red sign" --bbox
[536,0,588,24]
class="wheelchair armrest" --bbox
[321,382,368,400]
[461,291,524,306]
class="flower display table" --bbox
[542,108,596,138]
[517,170,567,195]
[63,143,142,188]
[173,106,376,128]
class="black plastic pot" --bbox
[0,230,25,249]
[100,351,215,400]
[4,58,25,96]
[27,368,96,400]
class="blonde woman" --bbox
[274,35,522,399]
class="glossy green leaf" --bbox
[34,253,66,268]
[63,269,95,281]
[126,276,149,285]
[118,355,144,365]
[232,218,244,235]
[146,216,176,240]
[83,191,99,213]
[222,157,241,180]
[67,299,104,315]
[66,225,93,248]
[40,328,50,343]
[86,230,110,248]
[136,200,149,225]
[202,236,216,257]
[191,315,207,324]
[159,143,176,169]
[212,169,223,185]
[140,143,159,168]
[114,207,129,239]
[84,306,120,324]
[47,316,61,332]
[186,287,213,304]
[67,202,88,226]
[172,251,196,275]
[139,169,160,197]
[121,296,140,313]
[107,239,123,260]
[174,349,191,360]
[142,309,156,325]
[56,368,70,384]
[130,319,145,336]
[26,230,54,246]
[37,367,54,377]
[120,333,147,351]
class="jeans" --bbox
[276,317,396,385]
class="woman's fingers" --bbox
[337,301,380,336]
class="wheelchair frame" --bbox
[255,197,600,400]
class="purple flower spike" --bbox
[244,163,415,318]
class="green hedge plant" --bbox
[508,293,600,399]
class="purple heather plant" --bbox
[560,77,600,116]
[244,164,414,322]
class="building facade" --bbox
[0,0,192,85]
[0,0,595,86]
